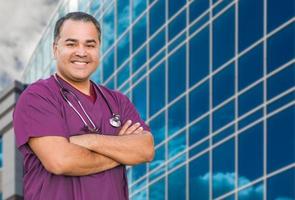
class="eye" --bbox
[86,44,95,48]
[66,43,75,47]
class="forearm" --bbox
[75,132,154,165]
[56,143,120,176]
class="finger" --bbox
[133,127,144,134]
[125,122,141,134]
[119,120,132,135]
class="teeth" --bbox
[73,61,87,65]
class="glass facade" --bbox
[21,0,294,199]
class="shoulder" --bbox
[16,76,59,107]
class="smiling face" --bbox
[53,19,100,83]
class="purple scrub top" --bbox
[13,75,150,200]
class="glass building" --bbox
[17,0,295,199]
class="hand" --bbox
[118,120,144,136]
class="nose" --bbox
[75,46,87,57]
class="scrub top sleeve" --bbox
[13,90,69,148]
[121,94,151,132]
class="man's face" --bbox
[53,19,100,82]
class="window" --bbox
[102,49,114,81]
[168,10,186,41]
[149,178,165,200]
[267,24,294,73]
[117,32,130,68]
[238,182,264,200]
[189,26,209,87]
[168,0,186,18]
[168,131,186,160]
[117,63,130,87]
[102,5,115,53]
[168,166,186,200]
[117,0,130,37]
[150,144,165,170]
[213,6,235,70]
[267,105,295,173]
[213,63,235,107]
[132,46,147,72]
[149,0,166,36]
[189,81,209,122]
[168,45,186,102]
[267,168,295,200]
[189,0,209,23]
[238,83,263,116]
[189,116,209,146]
[238,44,263,91]
[267,64,294,100]
[189,153,209,200]
[238,123,263,187]
[168,97,186,136]
[149,63,165,116]
[133,79,147,120]
[238,0,263,52]
[132,14,147,52]
[132,163,147,181]
[149,112,166,146]
[213,100,235,132]
[150,29,165,58]
[213,139,235,198]
[212,0,234,15]
[267,0,294,32]
[133,0,147,21]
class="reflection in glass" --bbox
[168,97,186,136]
[133,79,147,120]
[168,166,186,200]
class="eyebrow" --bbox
[64,38,97,44]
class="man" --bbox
[13,12,154,200]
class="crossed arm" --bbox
[28,120,154,176]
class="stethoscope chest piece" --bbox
[110,114,121,128]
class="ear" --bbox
[53,42,58,59]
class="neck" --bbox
[56,73,91,96]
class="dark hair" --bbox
[53,12,101,43]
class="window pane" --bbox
[238,44,263,91]
[117,32,130,67]
[267,64,295,100]
[267,0,294,32]
[189,116,209,146]
[168,166,186,200]
[132,163,147,181]
[149,112,166,146]
[117,63,130,87]
[117,0,130,37]
[213,139,235,198]
[213,63,235,107]
[189,81,209,122]
[149,63,165,116]
[168,45,186,102]
[238,83,263,116]
[238,123,263,187]
[238,0,263,52]
[168,10,186,41]
[102,5,115,52]
[168,97,186,136]
[213,100,235,132]
[133,79,147,120]
[238,182,264,200]
[168,131,186,160]
[150,29,165,58]
[189,26,209,87]
[149,178,165,200]
[189,153,209,200]
[132,46,147,72]
[189,0,209,23]
[267,105,295,173]
[213,6,235,70]
[133,0,147,21]
[132,14,147,52]
[150,144,165,170]
[168,0,186,18]
[267,168,295,200]
[267,24,295,73]
[102,49,114,81]
[149,0,166,36]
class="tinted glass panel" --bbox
[133,79,147,120]
[149,112,166,146]
[117,33,130,67]
[150,29,165,58]
[168,10,186,41]
[132,15,147,52]
[168,166,186,200]
[238,182,264,200]
[117,0,130,37]
[133,0,146,21]
[168,0,186,18]
[168,97,186,136]
[149,0,166,36]
[189,0,209,23]
[213,100,235,132]
[149,178,165,200]
[102,49,114,81]
[102,6,115,52]
[189,116,209,145]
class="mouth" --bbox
[71,61,89,65]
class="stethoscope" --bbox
[53,73,121,133]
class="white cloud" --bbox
[0,0,59,92]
